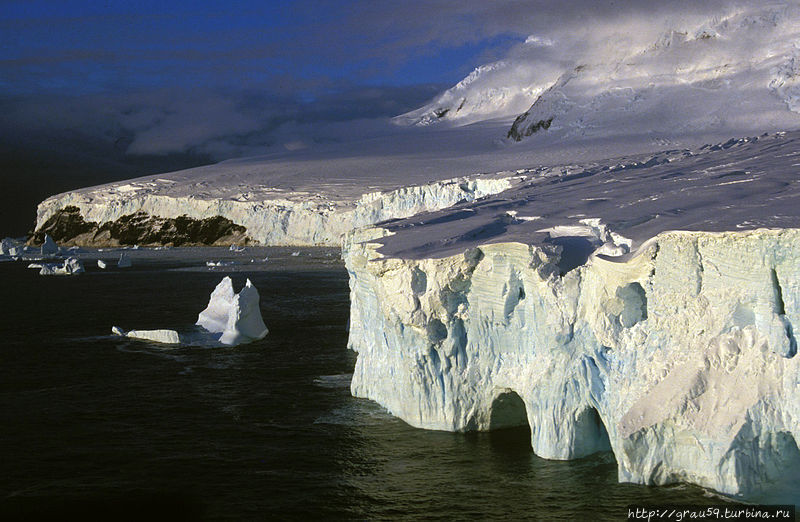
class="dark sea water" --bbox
[0,248,737,520]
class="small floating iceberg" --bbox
[112,276,268,347]
[38,257,85,276]
[97,259,107,269]
[1,237,25,257]
[111,326,181,345]
[205,260,235,267]
[40,234,58,257]
[117,252,132,268]
[197,276,269,345]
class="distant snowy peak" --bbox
[394,61,556,127]
[400,4,800,138]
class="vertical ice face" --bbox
[343,227,800,503]
[34,175,517,248]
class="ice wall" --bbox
[343,226,800,503]
[34,176,515,247]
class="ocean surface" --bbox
[0,247,737,520]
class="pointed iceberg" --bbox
[41,234,58,257]
[118,252,132,268]
[196,276,268,345]
[114,276,268,347]
[197,276,236,333]
[219,279,269,346]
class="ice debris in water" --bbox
[97,259,107,269]
[196,276,269,345]
[1,237,24,257]
[206,260,235,267]
[117,252,132,268]
[40,234,58,257]
[112,276,268,347]
[38,257,84,276]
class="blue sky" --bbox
[0,0,523,97]
[0,0,730,160]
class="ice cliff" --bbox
[34,174,517,247]
[344,227,800,504]
[343,132,800,504]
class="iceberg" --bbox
[111,326,181,345]
[117,252,132,268]
[196,276,269,346]
[97,259,107,269]
[344,227,800,505]
[40,234,58,257]
[341,131,800,504]
[1,237,23,256]
[114,276,268,347]
[38,257,84,276]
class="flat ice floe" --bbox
[112,276,268,347]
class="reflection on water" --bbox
[0,248,737,520]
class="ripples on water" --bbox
[0,247,737,520]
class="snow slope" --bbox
[400,3,800,142]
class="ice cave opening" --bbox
[573,406,613,459]
[488,390,532,452]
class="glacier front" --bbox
[343,132,800,504]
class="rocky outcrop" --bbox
[31,206,249,247]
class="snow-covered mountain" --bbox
[399,4,800,141]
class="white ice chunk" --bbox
[38,257,84,276]
[112,326,181,345]
[196,276,236,333]
[118,252,132,268]
[117,276,267,347]
[1,237,22,256]
[97,259,107,269]
[205,260,234,267]
[40,234,58,257]
[218,279,269,346]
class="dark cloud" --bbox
[0,84,440,159]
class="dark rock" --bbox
[32,207,249,247]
